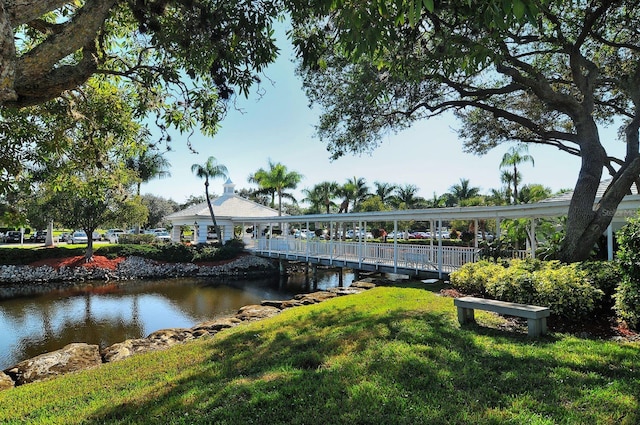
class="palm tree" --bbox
[449,178,481,205]
[303,181,339,214]
[126,146,171,196]
[500,169,516,204]
[374,181,397,207]
[191,156,228,242]
[339,177,369,213]
[392,184,423,209]
[500,144,535,204]
[249,160,303,216]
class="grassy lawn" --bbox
[0,284,638,424]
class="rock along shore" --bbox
[0,254,278,298]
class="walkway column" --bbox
[171,225,181,243]
[530,219,537,258]
[607,223,614,260]
[473,219,478,249]
[437,218,443,279]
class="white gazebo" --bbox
[165,179,281,243]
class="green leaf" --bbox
[513,0,526,20]
[422,0,434,13]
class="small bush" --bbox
[578,261,622,312]
[214,238,245,260]
[450,260,505,295]
[532,263,602,321]
[614,215,640,328]
[485,264,537,304]
[95,244,160,259]
[0,247,86,265]
[117,234,156,245]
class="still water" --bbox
[0,271,354,370]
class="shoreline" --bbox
[0,253,279,290]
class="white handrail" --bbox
[251,236,528,274]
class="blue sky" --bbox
[142,24,624,206]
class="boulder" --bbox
[101,338,155,363]
[146,328,195,344]
[327,286,366,296]
[350,280,377,289]
[102,328,195,363]
[294,291,338,304]
[260,299,288,309]
[235,305,281,321]
[4,343,101,386]
[192,317,241,335]
[0,371,14,391]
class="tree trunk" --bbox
[558,122,640,262]
[204,179,220,243]
[84,228,94,262]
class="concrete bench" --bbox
[454,296,551,337]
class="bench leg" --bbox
[527,317,547,337]
[457,307,475,324]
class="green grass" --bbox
[0,284,638,424]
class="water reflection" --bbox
[0,270,354,370]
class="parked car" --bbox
[154,231,171,242]
[353,230,373,240]
[387,231,406,240]
[106,230,126,243]
[58,232,70,242]
[68,231,88,244]
[30,231,47,243]
[4,231,22,243]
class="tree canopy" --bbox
[289,0,640,262]
[0,0,282,196]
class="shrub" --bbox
[450,260,505,295]
[532,263,603,321]
[95,244,160,259]
[214,238,246,260]
[577,261,622,312]
[451,258,604,321]
[485,264,536,304]
[117,234,156,245]
[614,215,640,328]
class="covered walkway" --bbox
[234,193,640,278]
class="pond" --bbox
[0,270,355,370]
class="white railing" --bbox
[251,237,529,275]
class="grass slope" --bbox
[0,284,638,424]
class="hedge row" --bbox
[0,240,246,266]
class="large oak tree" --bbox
[0,0,282,195]
[288,0,640,262]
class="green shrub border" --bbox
[0,240,246,265]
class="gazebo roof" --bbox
[165,179,280,224]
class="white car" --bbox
[68,231,88,244]
[106,230,126,243]
[154,231,171,242]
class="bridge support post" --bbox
[353,269,360,281]
[279,260,286,276]
[338,268,344,287]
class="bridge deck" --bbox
[247,237,524,279]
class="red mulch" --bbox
[29,255,124,271]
